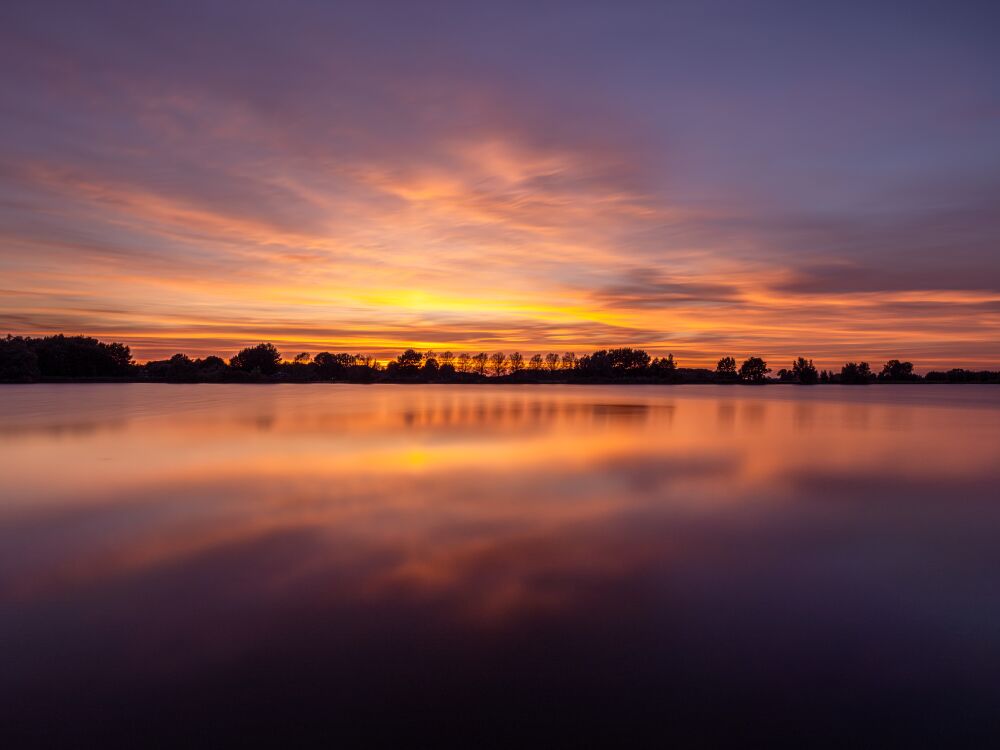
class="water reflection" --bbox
[2,385,1000,743]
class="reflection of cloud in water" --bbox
[2,385,1000,743]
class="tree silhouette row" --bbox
[2,334,997,384]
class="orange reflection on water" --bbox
[4,384,1000,742]
[2,384,999,609]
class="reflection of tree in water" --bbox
[232,413,278,432]
[841,405,872,430]
[397,400,670,430]
[741,403,767,427]
[0,419,128,439]
[716,403,736,428]
[254,415,276,432]
[792,403,817,432]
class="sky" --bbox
[1,0,998,368]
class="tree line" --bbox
[1,334,997,384]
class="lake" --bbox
[2,384,1000,744]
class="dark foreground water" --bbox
[2,384,1000,745]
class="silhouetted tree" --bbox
[739,356,770,383]
[840,361,874,384]
[792,357,819,385]
[231,343,281,375]
[6,332,969,386]
[925,368,1000,384]
[489,352,507,377]
[473,352,489,375]
[395,348,423,373]
[144,352,232,382]
[199,355,227,370]
[716,356,738,382]
[279,353,313,381]
[879,359,918,382]
[27,334,133,377]
[106,342,133,372]
[314,352,355,378]
[577,348,650,378]
[167,353,197,381]
[350,354,380,382]
[608,348,649,371]
[650,353,678,380]
[194,355,229,381]
[0,335,40,382]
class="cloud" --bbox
[2,1,999,367]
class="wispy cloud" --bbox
[2,1,999,366]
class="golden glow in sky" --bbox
[1,2,998,368]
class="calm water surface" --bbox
[3,384,1000,744]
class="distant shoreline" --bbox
[2,377,993,386]
[3,335,998,385]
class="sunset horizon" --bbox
[7,331,995,375]
[2,2,998,368]
[4,2,1000,745]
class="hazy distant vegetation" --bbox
[2,334,997,384]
